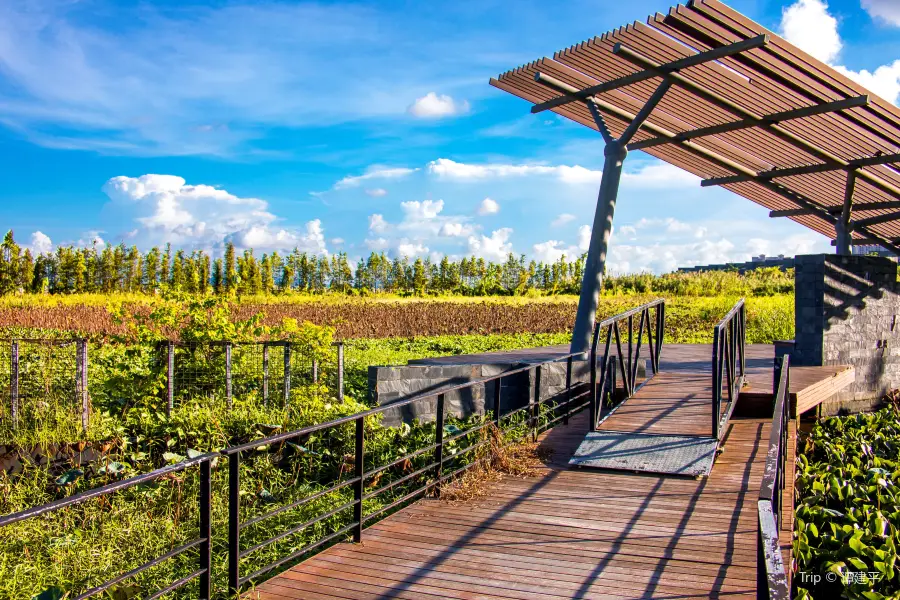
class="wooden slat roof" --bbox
[490,0,900,248]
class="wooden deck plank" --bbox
[244,344,792,600]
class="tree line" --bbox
[0,230,587,296]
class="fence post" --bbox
[225,342,233,410]
[283,343,291,407]
[532,366,542,442]
[353,416,364,542]
[228,452,241,594]
[434,393,445,498]
[199,458,212,600]
[312,358,319,384]
[564,356,573,425]
[712,328,721,439]
[167,341,175,416]
[262,342,269,407]
[493,376,502,426]
[589,336,597,430]
[78,339,89,432]
[10,341,18,430]
[336,342,345,402]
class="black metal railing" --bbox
[219,347,597,594]
[712,298,746,439]
[0,453,217,599]
[757,355,791,599]
[589,299,665,429]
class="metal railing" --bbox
[712,298,746,439]
[589,299,665,429]
[0,453,217,599]
[757,355,791,600]
[219,345,592,594]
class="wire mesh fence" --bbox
[0,339,345,438]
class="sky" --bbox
[1,0,899,274]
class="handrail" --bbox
[712,298,746,439]
[0,452,217,599]
[589,298,665,429]
[757,355,791,600]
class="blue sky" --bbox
[1,0,899,272]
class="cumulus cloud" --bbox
[468,228,513,261]
[363,198,476,257]
[397,241,429,256]
[365,188,388,197]
[428,158,603,185]
[780,0,900,103]
[77,231,106,249]
[407,92,469,119]
[551,213,576,227]
[862,0,900,26]
[29,231,53,255]
[477,197,499,215]
[532,240,582,263]
[102,174,326,252]
[400,199,444,221]
[577,225,591,251]
[334,166,418,190]
[780,0,842,63]
[368,214,388,234]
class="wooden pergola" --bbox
[490,0,900,353]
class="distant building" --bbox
[677,255,794,274]
[851,244,896,258]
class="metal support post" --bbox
[336,342,345,401]
[10,341,18,429]
[225,341,233,410]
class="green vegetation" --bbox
[795,408,900,599]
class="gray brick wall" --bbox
[794,254,900,406]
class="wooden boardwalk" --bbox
[245,345,815,599]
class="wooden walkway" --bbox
[245,345,819,599]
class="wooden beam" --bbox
[629,96,868,151]
[770,200,900,218]
[530,34,768,114]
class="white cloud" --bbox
[334,166,418,190]
[397,241,429,257]
[532,240,582,263]
[365,237,390,251]
[551,213,576,227]
[407,92,469,119]
[467,228,513,261]
[102,174,326,252]
[477,197,500,215]
[368,214,388,233]
[365,188,388,197]
[780,0,842,63]
[862,0,900,26]
[780,0,900,104]
[331,237,345,245]
[577,225,591,251]
[622,163,699,189]
[401,199,444,220]
[29,231,53,255]
[77,231,106,249]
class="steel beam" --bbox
[770,200,900,218]
[852,211,900,229]
[614,45,900,203]
[703,152,900,187]
[830,237,900,246]
[630,95,868,151]
[531,34,768,114]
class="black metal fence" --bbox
[712,298,746,439]
[589,298,665,430]
[0,339,345,434]
[0,452,217,599]
[757,354,791,599]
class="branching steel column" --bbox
[572,140,629,354]
[836,171,856,255]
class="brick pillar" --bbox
[794,253,900,407]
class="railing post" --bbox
[532,366,542,441]
[262,342,269,406]
[627,315,633,396]
[199,458,212,600]
[712,327,720,439]
[283,342,291,407]
[757,515,767,600]
[434,393,445,498]
[564,356,573,425]
[493,376,502,426]
[354,415,364,542]
[337,342,345,402]
[312,359,319,384]
[225,341,233,410]
[166,341,175,417]
[78,339,89,432]
[589,335,597,430]
[10,341,18,430]
[228,452,241,595]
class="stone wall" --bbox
[368,346,646,427]
[794,254,900,410]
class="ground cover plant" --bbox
[795,408,900,599]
